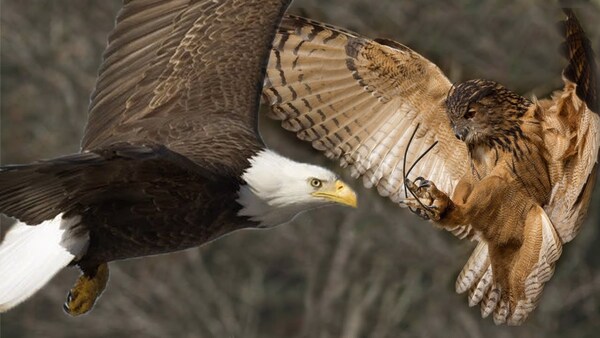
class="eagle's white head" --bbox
[237,149,357,227]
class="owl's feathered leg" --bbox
[63,263,109,316]
[403,177,517,323]
[404,175,564,324]
[403,175,507,231]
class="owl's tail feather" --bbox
[505,205,562,325]
[0,214,88,312]
[456,241,490,294]
[455,206,563,326]
[455,241,501,317]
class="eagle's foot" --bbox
[403,177,449,221]
[63,263,109,316]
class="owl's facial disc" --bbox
[445,79,530,147]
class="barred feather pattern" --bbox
[262,10,599,326]
[455,207,563,325]
[263,15,468,204]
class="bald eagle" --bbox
[0,0,356,315]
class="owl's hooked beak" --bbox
[453,126,468,141]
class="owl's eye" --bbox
[464,109,476,119]
[310,178,323,188]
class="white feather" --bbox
[0,213,89,312]
[237,149,338,227]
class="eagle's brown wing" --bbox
[263,15,469,216]
[82,0,291,176]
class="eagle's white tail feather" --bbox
[0,213,88,312]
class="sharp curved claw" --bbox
[414,207,425,218]
[67,291,74,303]
[414,177,431,189]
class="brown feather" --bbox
[559,8,598,114]
[0,143,245,268]
[82,0,293,176]
[1,0,294,268]
[262,9,600,325]
[264,14,468,206]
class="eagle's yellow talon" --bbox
[63,263,109,316]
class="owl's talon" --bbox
[416,208,431,220]
[405,179,418,192]
[414,177,433,191]
[418,181,431,189]
[403,177,449,221]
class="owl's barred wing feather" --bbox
[542,8,600,243]
[560,8,598,114]
[263,15,468,203]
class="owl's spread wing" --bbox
[263,15,468,204]
[560,9,598,114]
[541,8,600,243]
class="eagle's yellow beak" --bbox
[312,180,357,208]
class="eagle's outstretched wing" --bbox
[82,0,291,176]
[263,15,469,215]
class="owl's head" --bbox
[445,79,531,150]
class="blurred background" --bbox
[1,0,599,337]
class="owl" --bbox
[262,8,598,325]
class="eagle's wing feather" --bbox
[263,14,468,205]
[0,144,221,225]
[541,8,600,243]
[82,0,291,175]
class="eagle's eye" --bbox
[464,109,476,120]
[310,178,323,188]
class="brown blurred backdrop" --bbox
[1,1,599,337]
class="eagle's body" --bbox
[0,0,357,315]
[262,9,598,325]
[3,144,251,269]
